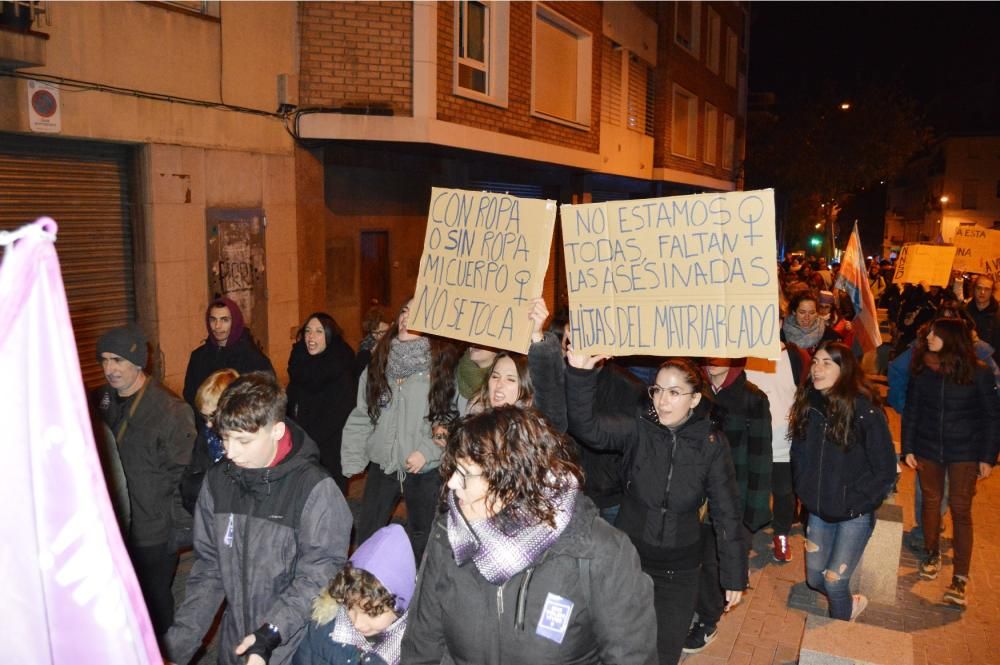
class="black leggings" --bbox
[771,462,795,536]
[357,463,441,562]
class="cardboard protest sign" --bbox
[951,226,1000,276]
[408,188,557,353]
[560,189,779,358]
[892,243,956,287]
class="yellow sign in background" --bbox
[408,188,557,353]
[560,189,779,358]
[951,226,1000,276]
[892,243,956,287]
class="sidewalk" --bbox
[682,400,1000,665]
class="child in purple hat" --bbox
[293,525,416,665]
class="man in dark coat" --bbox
[182,296,274,408]
[967,275,1000,351]
[94,325,196,640]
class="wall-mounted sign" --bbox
[27,80,61,133]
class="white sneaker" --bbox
[849,594,868,621]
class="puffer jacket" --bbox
[528,333,645,508]
[293,590,393,665]
[401,494,657,665]
[165,421,352,665]
[791,392,898,522]
[565,367,747,591]
[94,379,195,546]
[901,364,1000,465]
[341,367,443,477]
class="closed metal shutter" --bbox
[0,134,136,389]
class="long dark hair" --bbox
[442,406,583,529]
[788,341,880,450]
[295,311,344,347]
[364,299,459,426]
[475,351,534,409]
[912,317,980,384]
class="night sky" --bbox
[749,1,998,133]
[747,2,999,254]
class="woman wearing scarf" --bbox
[402,406,656,665]
[342,299,459,562]
[287,312,357,496]
[783,291,841,355]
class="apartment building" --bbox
[294,1,750,342]
[884,135,1000,256]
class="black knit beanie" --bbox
[96,325,148,368]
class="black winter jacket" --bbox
[401,494,657,665]
[528,333,645,508]
[791,392,898,522]
[165,420,353,665]
[95,378,195,546]
[182,329,275,407]
[565,367,747,590]
[901,364,1000,465]
[286,336,357,477]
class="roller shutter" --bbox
[0,134,136,389]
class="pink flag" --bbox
[0,219,161,664]
[834,222,882,354]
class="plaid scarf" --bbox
[329,604,407,665]
[446,477,578,585]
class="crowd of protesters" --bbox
[90,255,998,664]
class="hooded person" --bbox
[293,525,417,665]
[182,296,275,408]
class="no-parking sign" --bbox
[27,80,61,133]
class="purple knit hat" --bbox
[349,524,416,612]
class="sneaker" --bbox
[681,621,718,654]
[943,576,967,607]
[850,594,869,621]
[772,534,792,562]
[919,552,941,580]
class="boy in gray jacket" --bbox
[165,372,352,665]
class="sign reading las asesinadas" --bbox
[408,187,557,354]
[560,189,779,358]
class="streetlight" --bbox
[939,195,949,228]
[840,102,851,110]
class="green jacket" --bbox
[341,367,443,478]
[710,372,773,531]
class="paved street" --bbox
[682,398,1000,665]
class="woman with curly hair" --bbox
[565,354,745,665]
[902,318,1000,606]
[789,341,897,621]
[402,406,656,665]
[341,299,461,561]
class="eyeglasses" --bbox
[432,432,449,443]
[453,466,484,490]
[647,385,696,401]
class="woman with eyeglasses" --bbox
[788,341,897,621]
[402,406,657,665]
[342,299,461,562]
[565,354,745,665]
[287,312,357,496]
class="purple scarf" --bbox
[330,604,406,665]
[446,476,578,585]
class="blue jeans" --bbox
[805,513,875,620]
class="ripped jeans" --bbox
[805,512,876,620]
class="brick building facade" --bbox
[295,1,750,345]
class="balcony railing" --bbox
[0,1,48,32]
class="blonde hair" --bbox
[194,368,240,414]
